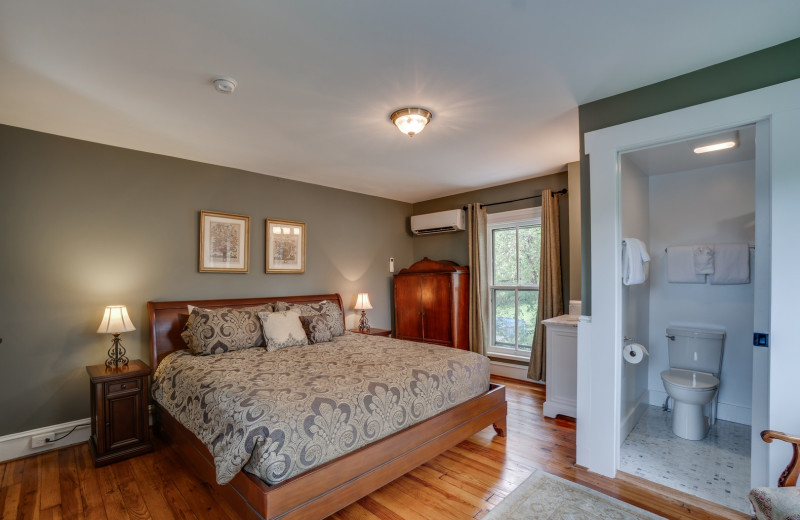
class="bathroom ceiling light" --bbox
[213,76,238,94]
[390,107,432,137]
[693,141,736,154]
[691,131,738,154]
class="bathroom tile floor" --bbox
[619,405,751,514]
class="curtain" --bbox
[467,203,489,356]
[527,190,564,381]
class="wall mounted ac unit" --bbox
[410,209,466,235]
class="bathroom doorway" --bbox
[617,124,759,513]
[578,78,800,519]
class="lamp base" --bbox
[358,311,371,332]
[106,333,130,368]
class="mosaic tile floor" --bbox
[619,405,751,514]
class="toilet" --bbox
[660,327,725,440]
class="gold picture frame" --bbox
[199,210,250,273]
[266,219,306,273]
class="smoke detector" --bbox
[213,76,238,94]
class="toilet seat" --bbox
[660,368,718,390]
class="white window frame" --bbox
[486,207,542,361]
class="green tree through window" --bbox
[488,209,541,357]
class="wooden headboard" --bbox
[147,293,346,371]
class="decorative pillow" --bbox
[298,313,333,344]
[257,310,309,351]
[274,300,345,337]
[181,304,272,355]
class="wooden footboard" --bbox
[157,383,507,520]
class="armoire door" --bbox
[394,275,423,340]
[420,275,452,345]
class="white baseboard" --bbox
[621,390,649,442]
[490,360,543,384]
[0,418,91,463]
[648,389,752,426]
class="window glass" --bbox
[492,228,517,286]
[487,208,541,359]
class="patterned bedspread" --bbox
[151,332,490,485]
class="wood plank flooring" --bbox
[0,377,749,520]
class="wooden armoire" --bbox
[393,258,469,350]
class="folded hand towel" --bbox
[622,238,650,286]
[709,243,750,284]
[693,245,715,275]
[667,246,706,283]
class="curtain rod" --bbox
[462,188,567,210]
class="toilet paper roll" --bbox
[623,343,649,364]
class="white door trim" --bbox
[580,77,800,485]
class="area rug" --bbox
[484,470,666,519]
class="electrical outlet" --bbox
[30,433,52,448]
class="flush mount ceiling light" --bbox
[390,107,432,137]
[692,131,739,154]
[212,76,238,94]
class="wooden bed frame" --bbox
[148,294,507,520]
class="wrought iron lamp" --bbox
[354,293,372,332]
[97,305,136,367]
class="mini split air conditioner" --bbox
[410,209,466,235]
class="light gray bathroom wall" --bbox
[0,124,414,436]
[647,160,755,425]
[619,155,651,441]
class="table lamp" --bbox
[354,293,372,332]
[97,305,136,367]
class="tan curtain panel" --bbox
[467,203,489,356]
[527,190,564,381]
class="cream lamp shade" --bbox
[97,305,136,334]
[354,293,372,310]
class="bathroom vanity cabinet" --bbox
[542,315,579,419]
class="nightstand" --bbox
[350,328,392,337]
[86,359,153,466]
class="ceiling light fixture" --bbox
[390,107,432,137]
[693,141,737,154]
[213,76,238,94]
[691,130,739,154]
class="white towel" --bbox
[693,244,715,275]
[622,238,650,285]
[709,243,750,284]
[667,246,706,283]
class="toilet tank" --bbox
[666,327,725,376]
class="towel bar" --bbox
[662,245,755,253]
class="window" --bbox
[487,207,541,359]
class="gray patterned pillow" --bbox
[181,304,272,355]
[298,313,333,344]
[257,310,309,351]
[274,300,345,337]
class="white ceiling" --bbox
[1,1,798,203]
[625,125,756,176]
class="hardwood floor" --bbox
[0,377,749,520]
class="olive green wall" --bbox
[578,37,800,314]
[410,172,571,307]
[0,124,414,436]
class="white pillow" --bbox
[257,310,308,351]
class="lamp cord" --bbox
[45,424,80,443]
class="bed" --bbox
[148,293,507,520]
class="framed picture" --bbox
[199,210,250,273]
[266,219,306,273]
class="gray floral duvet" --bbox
[151,332,490,485]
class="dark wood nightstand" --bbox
[350,328,392,337]
[86,359,153,467]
